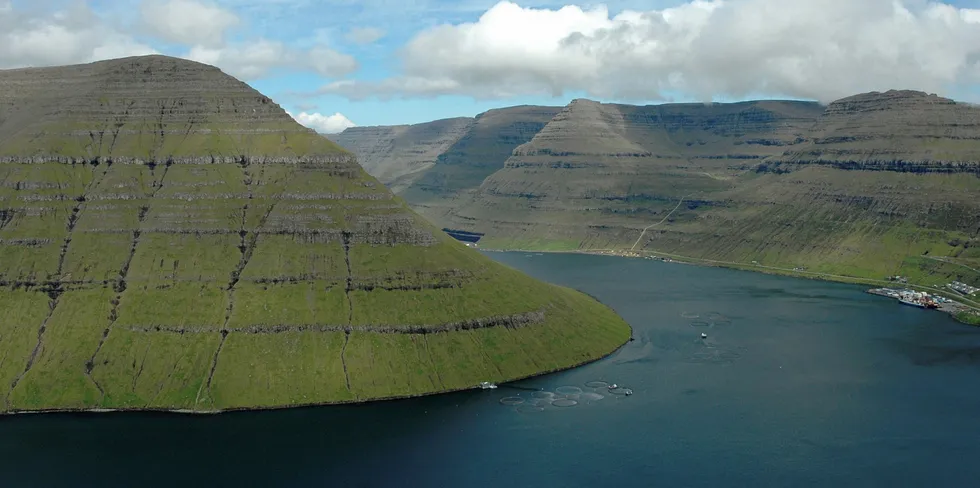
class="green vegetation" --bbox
[0,55,631,413]
[334,94,980,305]
[956,311,980,326]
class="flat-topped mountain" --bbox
[773,90,980,172]
[346,90,980,287]
[0,56,630,414]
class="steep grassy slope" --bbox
[446,99,822,246]
[0,56,630,413]
[438,92,980,286]
[333,105,561,227]
[400,105,562,226]
[328,117,473,193]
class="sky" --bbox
[3,0,980,133]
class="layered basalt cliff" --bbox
[448,99,824,246]
[364,91,979,285]
[328,117,473,193]
[0,56,631,413]
[333,105,561,227]
[771,90,980,174]
[400,105,562,225]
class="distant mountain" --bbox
[328,117,473,193]
[771,90,980,172]
[0,56,630,414]
[340,91,980,288]
[332,105,561,222]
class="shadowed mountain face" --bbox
[403,105,563,225]
[0,56,630,413]
[333,105,561,223]
[328,117,474,193]
[346,91,980,286]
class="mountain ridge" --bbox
[0,55,631,413]
[335,89,980,289]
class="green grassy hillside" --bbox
[0,56,631,413]
[425,94,980,289]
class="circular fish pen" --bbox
[681,312,701,319]
[578,392,604,402]
[551,398,578,407]
[710,319,732,327]
[499,396,525,406]
[531,391,556,400]
[584,381,609,389]
[555,386,583,396]
[690,320,710,328]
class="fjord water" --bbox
[3,253,980,487]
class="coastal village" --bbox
[868,278,979,318]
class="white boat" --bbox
[899,298,925,308]
[700,333,708,339]
[479,381,497,389]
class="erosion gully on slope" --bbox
[198,162,287,408]
[8,162,110,407]
[86,161,171,403]
[341,230,354,397]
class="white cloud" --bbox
[345,26,386,45]
[0,1,157,69]
[287,111,357,133]
[186,39,357,80]
[320,0,980,103]
[0,1,356,83]
[141,0,239,47]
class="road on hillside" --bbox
[630,193,696,251]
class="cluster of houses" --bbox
[949,281,979,296]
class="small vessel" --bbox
[700,332,708,339]
[479,381,497,389]
[609,383,618,389]
[899,298,925,308]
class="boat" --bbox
[700,332,708,339]
[899,298,925,308]
[479,381,497,389]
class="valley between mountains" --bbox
[332,90,980,299]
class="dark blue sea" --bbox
[2,252,979,487]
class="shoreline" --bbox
[481,247,980,326]
[0,316,634,418]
